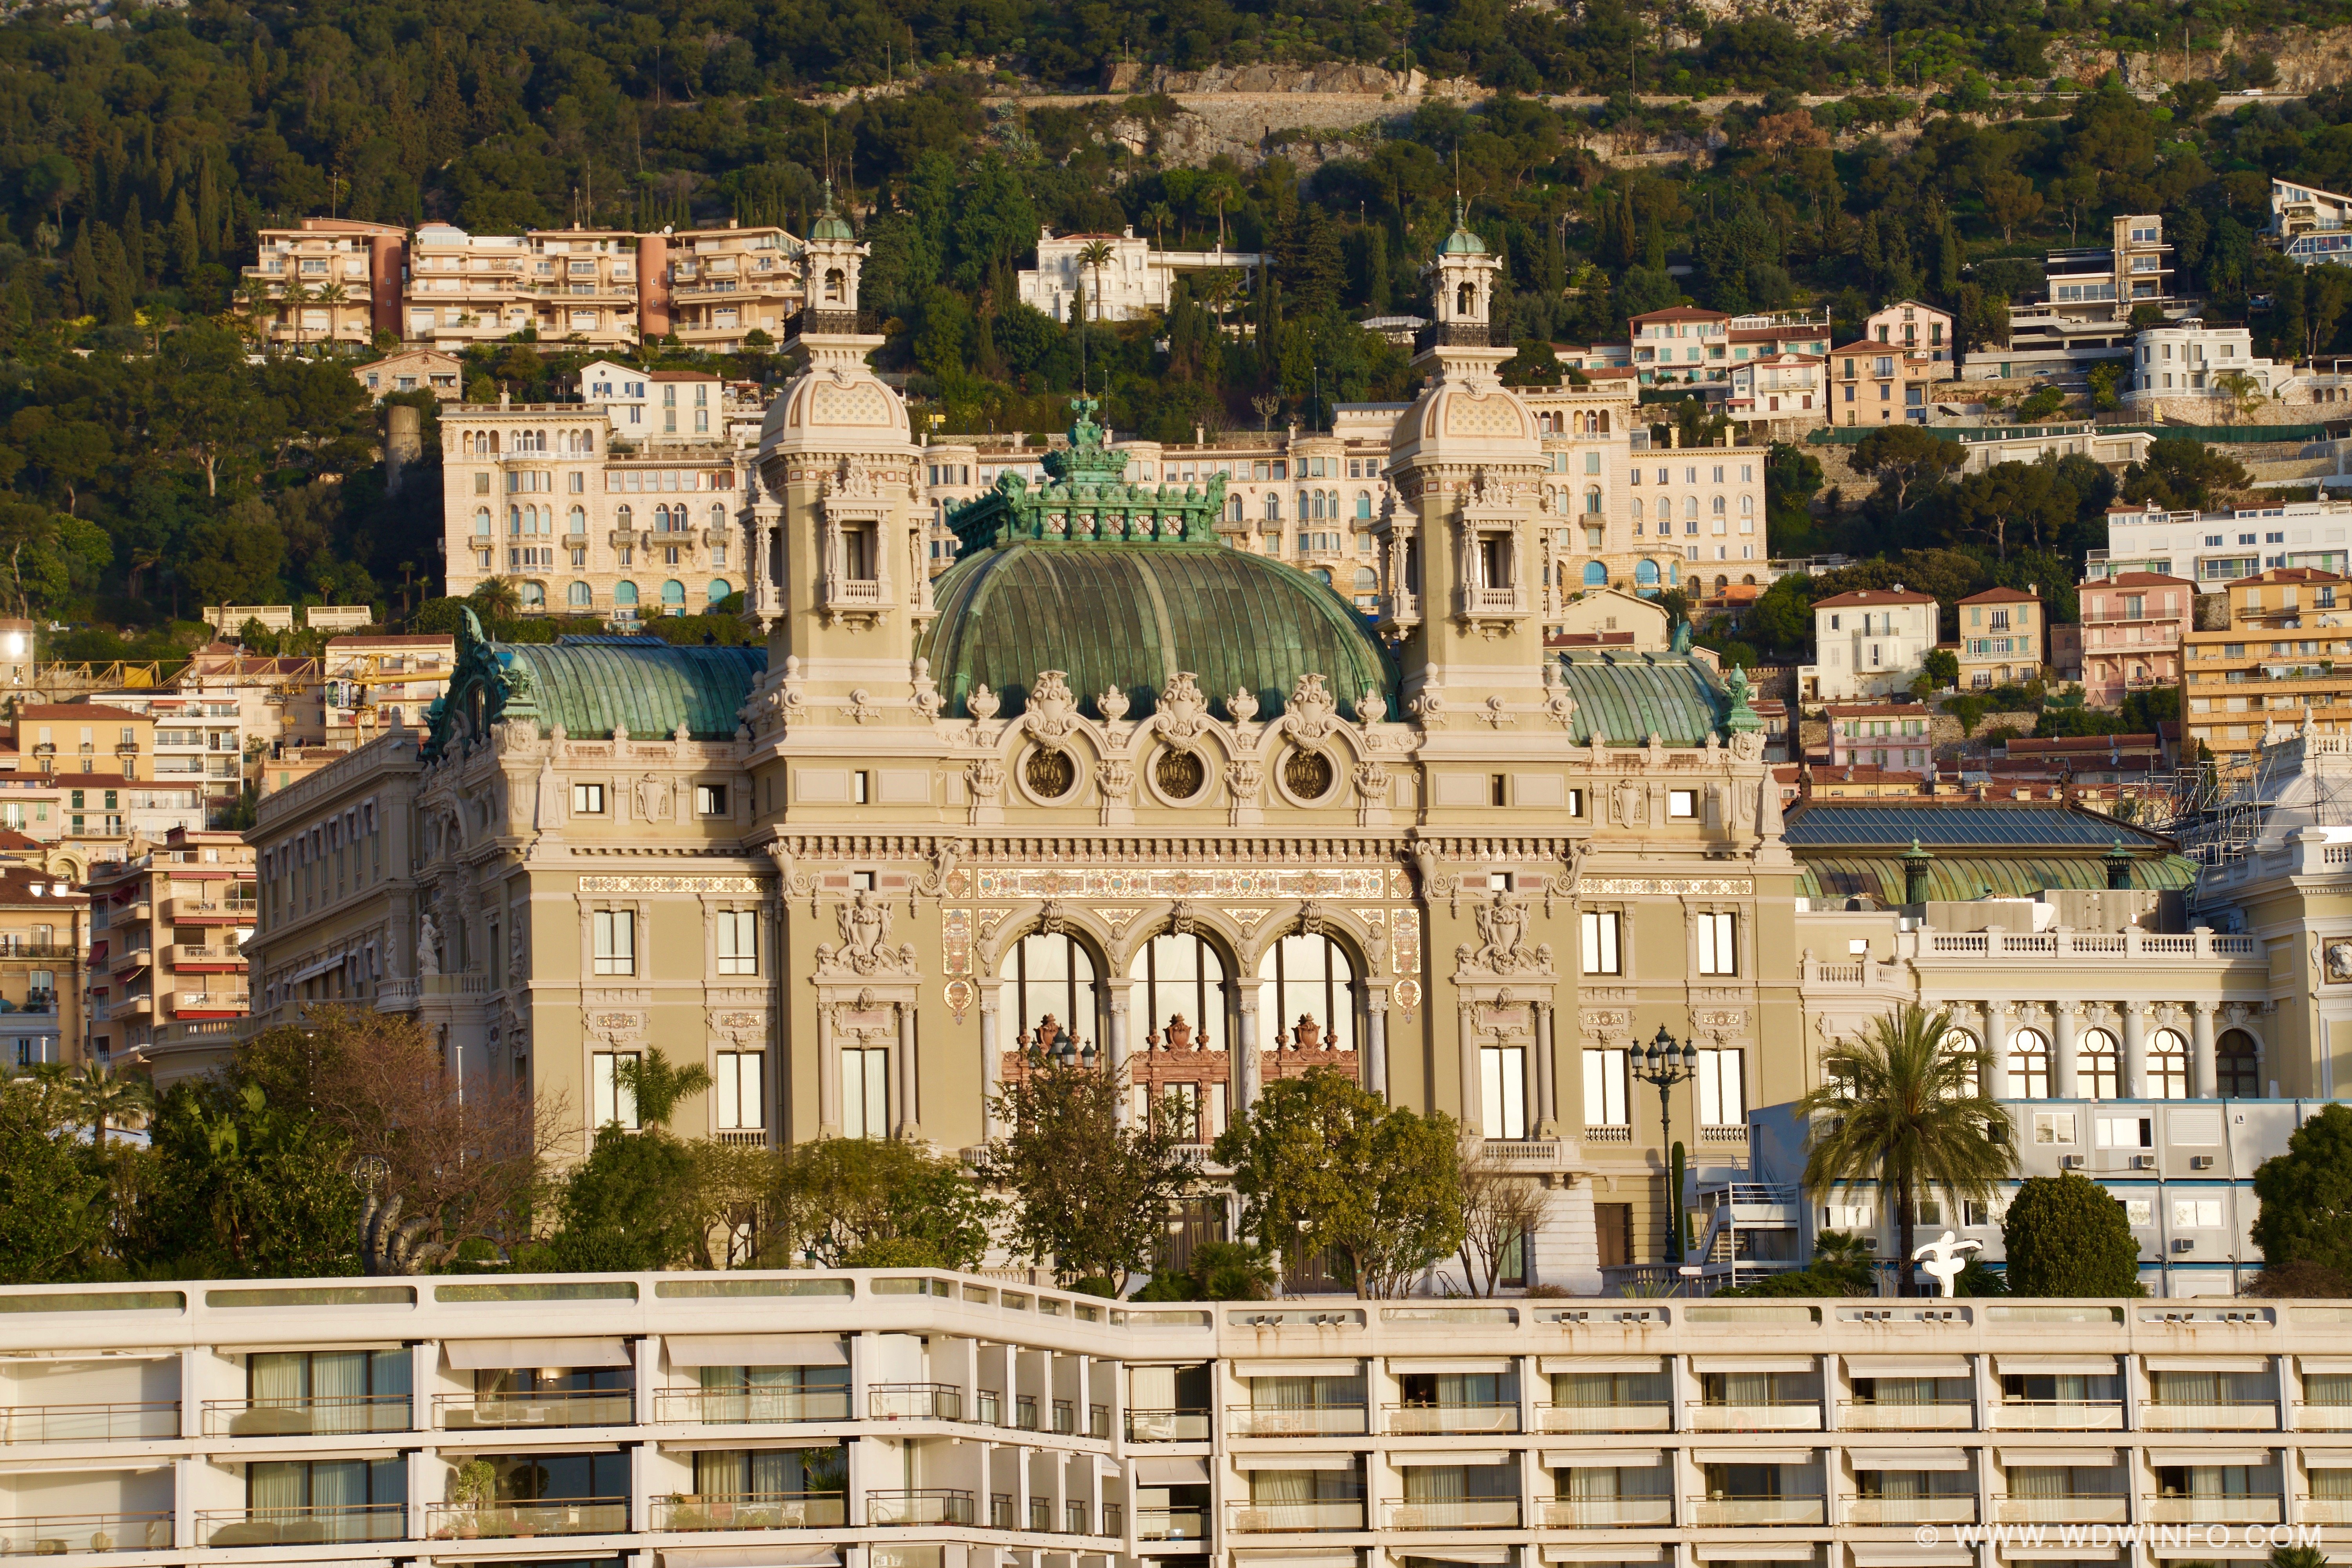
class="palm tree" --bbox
[1792,1004,2014,1295]
[1143,201,1175,249]
[314,278,349,345]
[233,275,274,347]
[282,278,314,350]
[1075,239,1115,322]
[69,1061,155,1151]
[609,1047,713,1129]
[469,577,522,621]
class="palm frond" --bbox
[1795,1004,2016,1212]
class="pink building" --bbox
[2078,571,2193,706]
[1822,702,1935,773]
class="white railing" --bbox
[1845,1496,1976,1524]
[1913,930,2260,961]
[1583,1125,1632,1143]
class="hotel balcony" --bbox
[1385,1401,1520,1435]
[197,1504,406,1547]
[1126,1408,1211,1442]
[0,1512,172,1554]
[423,1499,628,1539]
[1541,1497,1674,1527]
[2141,1494,2281,1525]
[434,1390,633,1429]
[646,1492,846,1531]
[867,1489,974,1527]
[0,1402,178,1444]
[1536,1401,1672,1432]
[1227,1501,1364,1533]
[1136,1506,1209,1541]
[1989,1399,2125,1430]
[649,1387,850,1425]
[870,1384,964,1422]
[203,1395,411,1436]
[1386,1499,1520,1530]
[1844,1495,1978,1525]
[2292,1401,2352,1430]
[1838,1399,1975,1430]
[2135,1400,2279,1431]
[1991,1494,2129,1525]
[1687,1398,1823,1431]
[1227,1405,1368,1437]
[1687,1494,1826,1527]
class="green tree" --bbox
[2004,1172,2143,1296]
[1921,648,1960,689]
[470,577,523,621]
[533,1124,706,1272]
[2122,438,2250,512]
[0,1071,110,1283]
[1853,425,1966,512]
[1134,1240,1277,1301]
[1212,1067,1465,1298]
[68,1062,154,1151]
[1792,1005,2013,1295]
[2251,1102,2352,1279]
[128,1082,363,1279]
[609,1047,714,1129]
[771,1137,997,1270]
[981,1058,1200,1292]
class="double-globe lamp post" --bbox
[1631,1024,1700,1265]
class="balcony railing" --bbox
[1541,1497,1674,1527]
[868,1490,975,1527]
[205,1395,412,1436]
[1990,1400,2125,1430]
[1385,1401,1521,1435]
[2293,1401,2352,1429]
[197,1504,407,1546]
[2137,1400,2280,1430]
[2141,1494,2282,1525]
[871,1384,964,1422]
[1227,1501,1365,1533]
[423,1499,629,1539]
[0,1513,172,1555]
[1846,1496,1978,1524]
[1688,1495,1827,1527]
[1127,1408,1211,1442]
[435,1390,633,1429]
[1992,1495,2129,1524]
[1838,1400,1975,1430]
[648,1492,846,1531]
[1227,1405,1368,1437]
[0,1401,179,1444]
[1535,1401,1672,1432]
[1137,1506,1209,1541]
[650,1387,850,1425]
[1387,1499,1520,1530]
[1688,1399,1823,1430]
[2298,1498,2352,1523]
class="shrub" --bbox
[2002,1173,2143,1296]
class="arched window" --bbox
[1356,492,1372,520]
[1354,566,1377,591]
[1298,490,1310,520]
[1713,575,1729,593]
[2149,1029,2188,1099]
[653,505,671,533]
[661,579,686,607]
[1684,496,1700,519]
[474,507,492,537]
[1260,933,1359,1053]
[568,506,586,535]
[2009,1027,2051,1099]
[822,267,846,304]
[1264,493,1281,522]
[708,579,732,604]
[568,581,592,607]
[710,503,726,529]
[1585,486,1603,514]
[1631,498,1644,521]
[614,580,639,606]
[1634,560,1660,586]
[1133,932,1229,1054]
[1943,1027,1984,1098]
[508,506,522,536]
[2077,1028,2120,1100]
[1228,496,1243,523]
[1740,495,1754,515]
[463,431,475,456]
[1004,932,1102,1053]
[519,581,545,606]
[2217,1030,2261,1098]
[1455,281,1475,318]
[616,505,633,530]
[1583,561,1608,586]
[1711,495,1727,515]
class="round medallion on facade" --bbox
[1153,746,1207,803]
[1024,745,1078,801]
[1281,746,1337,803]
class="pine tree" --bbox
[1615,189,1639,269]
[425,48,464,166]
[120,194,144,286]
[93,223,136,323]
[167,191,200,283]
[1642,221,1665,271]
[67,223,99,319]
[197,155,221,260]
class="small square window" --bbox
[695,784,728,816]
[850,870,876,893]
[1668,789,1698,818]
[1486,872,1512,891]
[571,783,605,815]
[852,770,871,805]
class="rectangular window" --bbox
[844,1046,889,1138]
[572,783,605,815]
[852,770,871,805]
[1580,910,1621,975]
[1697,911,1737,976]
[716,1051,764,1130]
[1698,1047,1745,1127]
[1480,1046,1528,1140]
[1583,1049,1630,1127]
[1668,789,1697,819]
[593,909,635,975]
[716,910,758,975]
[696,784,728,816]
[593,1050,641,1128]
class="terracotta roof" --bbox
[1961,586,2042,604]
[2092,572,2195,588]
[648,370,721,382]
[2234,566,2345,584]
[15,704,148,723]
[1824,702,1931,717]
[1630,306,1730,324]
[0,866,85,902]
[1815,589,1938,608]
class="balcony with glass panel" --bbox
[0,1403,179,1445]
[438,1365,633,1430]
[1229,1371,1368,1437]
[2137,1365,2278,1431]
[652,1367,851,1426]
[1989,1362,2124,1430]
[1386,1363,1518,1435]
[1839,1363,1975,1430]
[197,1504,407,1546]
[1387,1460,1520,1531]
[214,1347,411,1436]
[1537,1365,1673,1432]
[2143,1458,2281,1525]
[1689,1363,1822,1431]
[1544,1459,1673,1527]
[1690,1457,1824,1527]
[871,1384,964,1422]
[1845,1450,1978,1526]
[0,1512,172,1554]
[655,1445,846,1532]
[1229,1461,1363,1534]
[1993,1462,2129,1525]
[2297,1370,2352,1430]
[867,1490,975,1527]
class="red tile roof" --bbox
[1960,586,2042,604]
[1815,589,1938,608]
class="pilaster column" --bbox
[1459,1002,1482,1137]
[1984,1000,2013,1100]
[1108,985,1134,1125]
[896,1001,920,1138]
[1535,1002,1557,1132]
[979,986,1003,1139]
[2053,1002,2081,1100]
[1367,993,1390,1099]
[1237,989,1261,1112]
[2121,998,2148,1100]
[2190,1000,2217,1100]
[817,1001,841,1139]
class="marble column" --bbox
[1459,1002,1483,1138]
[2190,1000,2217,1100]
[1534,1002,1557,1133]
[1107,985,1133,1125]
[2120,999,2148,1100]
[1237,989,1261,1111]
[896,1002,920,1137]
[979,988,1002,1140]
[1366,994,1389,1100]
[817,1002,841,1138]
[2053,1002,2081,1100]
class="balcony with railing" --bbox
[1226,1404,1368,1437]
[871,1384,964,1422]
[1536,1400,1671,1432]
[204,1395,411,1436]
[1991,1494,2130,1524]
[1845,1495,1978,1524]
[1126,1408,1211,1443]
[648,1492,846,1531]
[0,1402,179,1444]
[1386,1498,1520,1530]
[867,1490,975,1527]
[197,1504,406,1546]
[1990,1398,2125,1430]
[435,1389,633,1429]
[2136,1399,2279,1431]
[1385,1401,1520,1435]
[2298,1496,2352,1524]
[1687,1398,1822,1431]
[0,1513,172,1555]
[1838,1399,1974,1430]
[2294,1401,2352,1430]
[1227,1501,1364,1533]
[1541,1496,1673,1527]
[1688,1494,1826,1527]
[2141,1493,2281,1525]
[1137,1505,1209,1541]
[650,1386,850,1425]
[422,1499,629,1539]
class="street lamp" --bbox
[1632,1024,1700,1263]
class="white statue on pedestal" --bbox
[1911,1229,1983,1298]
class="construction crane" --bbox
[247,653,453,745]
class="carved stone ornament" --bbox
[1285,673,1341,742]
[1098,685,1132,724]
[915,841,959,899]
[823,888,916,976]
[1546,681,1578,731]
[1227,687,1261,726]
[1158,672,1211,739]
[967,758,1006,801]
[1410,690,1446,728]
[1225,759,1263,799]
[1353,760,1390,800]
[1169,898,1200,935]
[1479,695,1515,728]
[832,454,878,498]
[910,657,943,720]
[967,684,1002,723]
[1096,759,1135,799]
[1466,890,1550,976]
[1039,898,1073,935]
[1027,670,1081,738]
[1612,776,1646,827]
[765,842,817,899]
[415,910,442,977]
[847,688,883,724]
[1730,729,1766,764]
[1358,688,1387,727]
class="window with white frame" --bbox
[1580,910,1621,975]
[1583,1048,1630,1126]
[572,782,605,814]
[716,909,758,975]
[1697,1047,1745,1127]
[715,1050,764,1130]
[843,1047,889,1138]
[593,909,635,975]
[593,1050,640,1128]
[1696,911,1737,976]
[1481,1044,1528,1141]
[1668,789,1697,818]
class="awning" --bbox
[286,952,347,984]
[1998,1448,2118,1468]
[664,1334,846,1368]
[1390,1357,1513,1375]
[1230,1553,1359,1568]
[654,1435,858,1455]
[1842,1355,1971,1379]
[2301,1356,2352,1373]
[1414,1550,1514,1566]
[1544,1546,1663,1564]
[1691,1354,1815,1373]
[1853,1548,1975,1568]
[2146,1447,2271,1468]
[1134,1457,1210,1486]
[221,1448,384,1463]
[2143,1355,2270,1374]
[2305,1452,2352,1469]
[1994,1355,2117,1376]
[1692,1447,1814,1466]
[445,1337,629,1370]
[1390,1449,1510,1467]
[1236,1359,1359,1378]
[1693,1543,1815,1561]
[217,1341,403,1356]
[664,1550,843,1568]
[1543,1449,1662,1469]
[1541,1356,1664,1375]
[1233,1452,1354,1471]
[434,1437,624,1456]
[1846,1448,1969,1472]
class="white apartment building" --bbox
[572,362,754,444]
[1016,228,1267,323]
[406,225,642,350]
[89,692,245,824]
[1631,307,1731,388]
[241,219,404,345]
[2275,176,2352,268]
[2090,498,2352,589]
[1863,298,1954,365]
[1725,352,1826,430]
[1798,588,1936,702]
[1975,215,2194,383]
[2130,321,2289,408]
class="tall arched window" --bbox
[2217,1030,2261,1098]
[2077,1028,2120,1100]
[616,505,633,531]
[1583,561,1608,586]
[568,582,592,607]
[710,503,726,529]
[1711,495,1727,515]
[1133,932,1229,1051]
[1943,1027,1984,1098]
[661,579,686,607]
[1684,496,1700,519]
[708,579,732,604]
[1298,490,1311,520]
[822,267,846,304]
[1228,496,1243,523]
[1586,486,1603,514]
[1259,933,1359,1053]
[1263,493,1281,522]
[474,508,492,537]
[508,506,522,535]
[614,581,639,606]
[519,581,545,606]
[2009,1027,2051,1099]
[1455,281,1475,317]
[1356,492,1372,520]
[1631,498,1645,521]
[568,506,586,535]
[2149,1029,2188,1099]
[1635,560,1660,587]
[1004,932,1102,1052]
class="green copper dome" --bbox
[1438,195,1489,256]
[919,541,1397,723]
[809,182,855,243]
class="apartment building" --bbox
[241,218,405,345]
[1985,214,2192,383]
[90,691,246,824]
[2078,572,2193,705]
[2089,498,2352,588]
[1828,340,1932,426]
[1864,298,1954,365]
[354,348,463,403]
[2130,320,2290,409]
[1630,305,1731,388]
[87,827,255,1064]
[1956,586,2045,689]
[14,703,155,781]
[1724,352,1826,432]
[638,223,801,350]
[405,224,643,350]
[2181,568,2352,766]
[1820,703,1934,771]
[1799,588,1937,701]
[2273,175,2352,267]
[0,866,85,1069]
[1015,227,1268,323]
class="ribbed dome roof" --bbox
[919,542,1396,722]
[425,625,766,758]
